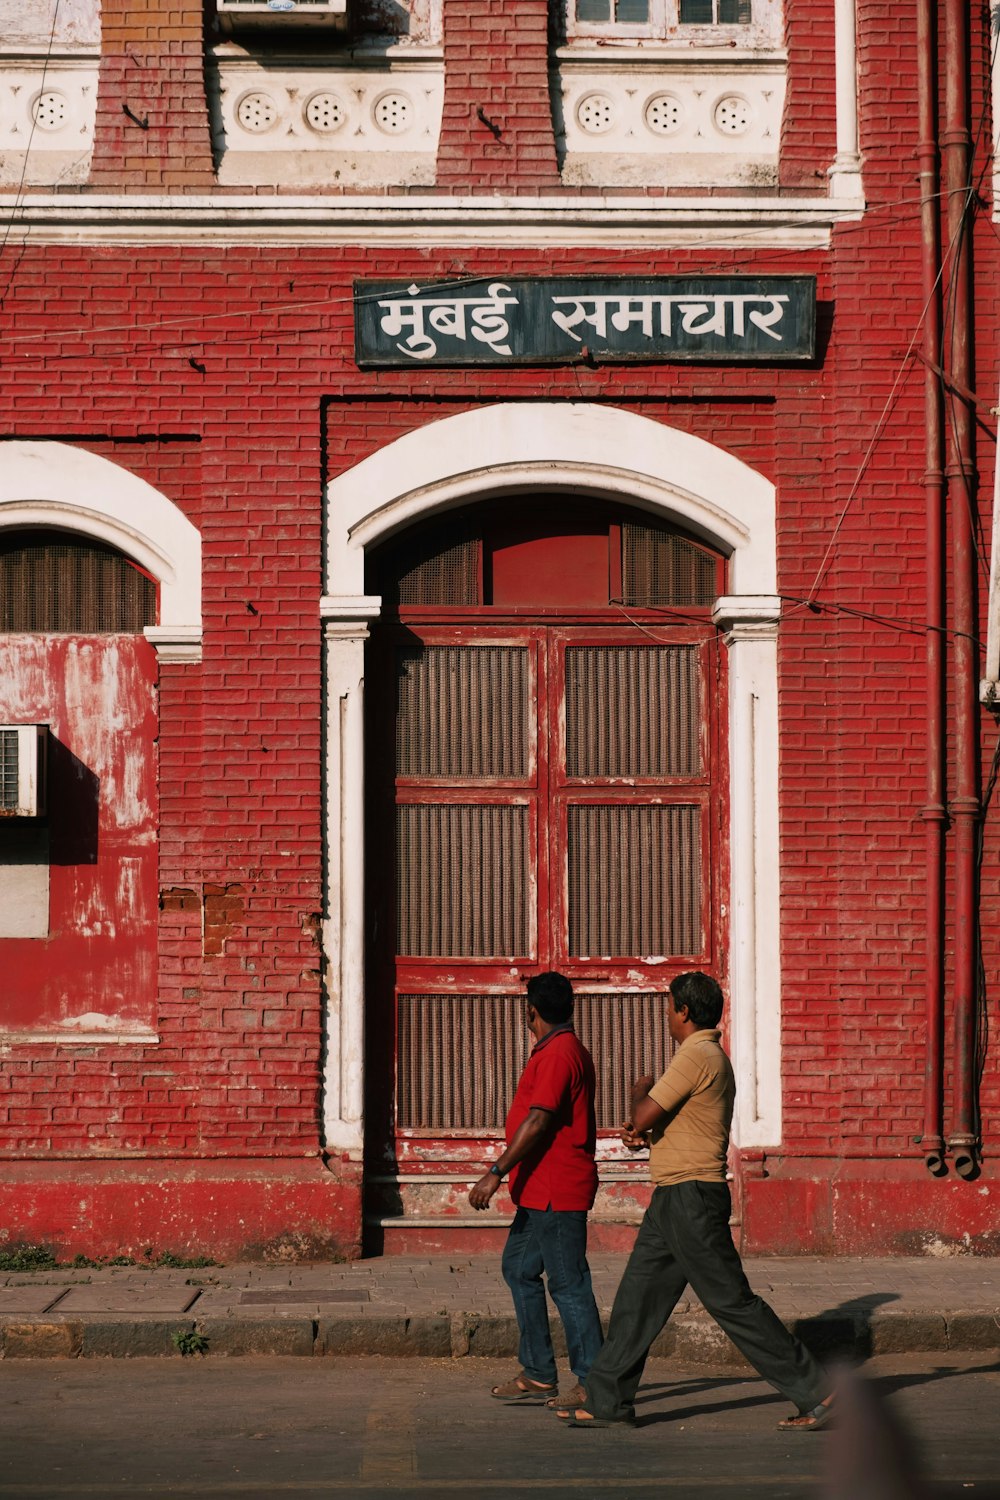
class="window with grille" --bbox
[370,504,721,610]
[566,0,753,34]
[0,531,156,633]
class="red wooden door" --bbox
[365,500,725,1165]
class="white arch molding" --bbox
[0,441,202,661]
[321,403,781,1157]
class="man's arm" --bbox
[621,1073,669,1147]
[468,1107,554,1210]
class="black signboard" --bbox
[354,275,815,367]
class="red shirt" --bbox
[505,1026,599,1211]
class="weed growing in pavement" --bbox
[0,1244,219,1272]
[172,1329,210,1357]
[0,1246,58,1272]
[149,1250,217,1268]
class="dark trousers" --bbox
[501,1206,604,1385]
[584,1181,830,1421]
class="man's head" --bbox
[526,971,574,1027]
[668,971,724,1036]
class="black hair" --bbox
[526,971,574,1024]
[670,971,724,1029]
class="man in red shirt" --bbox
[469,971,603,1409]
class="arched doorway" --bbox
[322,402,782,1241]
[363,496,728,1186]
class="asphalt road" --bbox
[2,1353,999,1500]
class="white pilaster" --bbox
[713,594,782,1147]
[828,0,864,204]
[320,595,381,1157]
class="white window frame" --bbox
[563,0,783,52]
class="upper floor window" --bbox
[565,0,769,43]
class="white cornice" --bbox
[0,191,863,247]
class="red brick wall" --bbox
[89,1,215,190]
[437,0,560,190]
[1,0,999,1258]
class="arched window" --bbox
[0,530,156,634]
[367,499,721,610]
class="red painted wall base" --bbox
[740,1158,1000,1256]
[0,1158,363,1263]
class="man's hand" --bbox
[620,1121,650,1151]
[469,1173,501,1210]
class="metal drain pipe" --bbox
[941,0,981,1179]
[916,0,948,1177]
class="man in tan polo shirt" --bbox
[559,970,836,1431]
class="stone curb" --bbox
[2,1308,999,1360]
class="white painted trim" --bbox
[0,442,202,661]
[713,595,782,1146]
[322,402,783,1153]
[828,0,864,202]
[322,607,380,1156]
[0,192,862,247]
[0,1028,159,1048]
[327,403,774,596]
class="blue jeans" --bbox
[501,1206,604,1385]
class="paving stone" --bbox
[870,1312,948,1354]
[2,1321,82,1358]
[82,1320,185,1358]
[318,1315,451,1357]
[946,1312,1000,1350]
[0,1288,69,1314]
[56,1287,200,1314]
[238,1289,369,1306]
[461,1314,520,1358]
[198,1317,316,1357]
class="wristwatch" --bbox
[488,1163,504,1179]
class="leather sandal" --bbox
[544,1382,586,1411]
[554,1406,636,1427]
[490,1372,557,1403]
[777,1393,837,1432]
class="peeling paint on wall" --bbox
[0,635,158,1033]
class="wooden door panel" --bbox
[384,623,721,1143]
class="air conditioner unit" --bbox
[0,725,48,818]
[216,0,350,30]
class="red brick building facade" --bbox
[1,0,999,1259]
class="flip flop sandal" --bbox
[491,1373,557,1403]
[777,1394,837,1432]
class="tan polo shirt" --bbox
[646,1028,735,1186]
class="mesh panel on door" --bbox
[567,803,702,957]
[397,990,675,1130]
[575,991,676,1127]
[396,535,480,606]
[621,522,717,607]
[397,993,530,1128]
[395,645,529,779]
[396,803,530,956]
[0,532,155,633]
[565,645,700,778]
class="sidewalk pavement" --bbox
[2,1254,1000,1361]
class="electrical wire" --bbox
[0,185,967,364]
[0,0,64,312]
